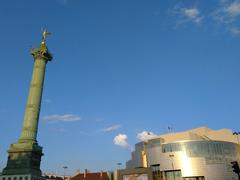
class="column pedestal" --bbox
[2,142,43,176]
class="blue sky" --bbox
[1,0,240,175]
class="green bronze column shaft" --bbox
[19,51,46,142]
[19,41,52,143]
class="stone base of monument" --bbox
[1,142,43,178]
[0,174,45,180]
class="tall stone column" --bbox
[1,31,52,179]
[19,42,52,143]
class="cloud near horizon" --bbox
[137,131,158,142]
[100,124,121,133]
[113,134,129,149]
[113,131,158,150]
[42,114,81,123]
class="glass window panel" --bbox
[165,170,182,180]
[162,141,239,163]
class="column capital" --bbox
[31,43,52,61]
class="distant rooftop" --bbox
[71,171,109,180]
[149,127,239,144]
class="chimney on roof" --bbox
[75,169,81,175]
[84,169,88,178]
[100,171,103,177]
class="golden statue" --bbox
[41,29,51,44]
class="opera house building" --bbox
[125,127,240,180]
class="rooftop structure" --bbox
[159,127,239,144]
[71,170,110,180]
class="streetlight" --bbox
[117,163,122,169]
[63,166,68,180]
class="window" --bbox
[184,177,205,180]
[147,139,161,148]
[151,164,162,180]
[165,170,182,180]
[162,143,181,153]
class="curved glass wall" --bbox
[146,140,240,180]
[161,141,240,163]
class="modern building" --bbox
[116,168,153,180]
[126,127,240,180]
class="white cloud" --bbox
[43,114,81,122]
[182,8,203,24]
[100,124,121,132]
[137,131,158,142]
[229,27,240,35]
[212,0,240,36]
[213,0,240,23]
[184,8,200,18]
[226,1,240,16]
[171,5,203,25]
[113,134,129,149]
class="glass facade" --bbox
[151,164,162,180]
[165,170,182,180]
[147,139,161,148]
[161,141,240,164]
[145,140,240,180]
[183,177,205,180]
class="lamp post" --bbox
[117,163,122,169]
[63,166,68,180]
